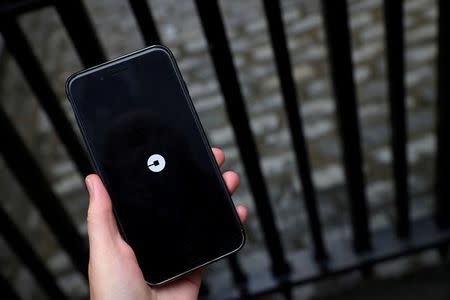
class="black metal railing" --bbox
[1,0,449,299]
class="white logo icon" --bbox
[147,154,166,173]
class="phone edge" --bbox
[65,45,246,286]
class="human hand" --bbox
[85,148,248,300]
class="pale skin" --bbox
[85,147,248,300]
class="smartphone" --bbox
[66,45,245,285]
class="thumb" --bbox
[85,174,121,253]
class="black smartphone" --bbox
[66,45,245,285]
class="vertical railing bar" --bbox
[0,19,92,177]
[383,0,410,238]
[54,0,106,67]
[193,0,291,277]
[262,0,328,263]
[128,0,161,46]
[436,0,450,229]
[280,282,293,300]
[0,272,21,300]
[321,0,372,253]
[0,205,68,299]
[198,281,209,297]
[227,255,248,298]
[0,109,88,279]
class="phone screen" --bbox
[67,47,244,284]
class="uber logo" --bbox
[147,154,166,173]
